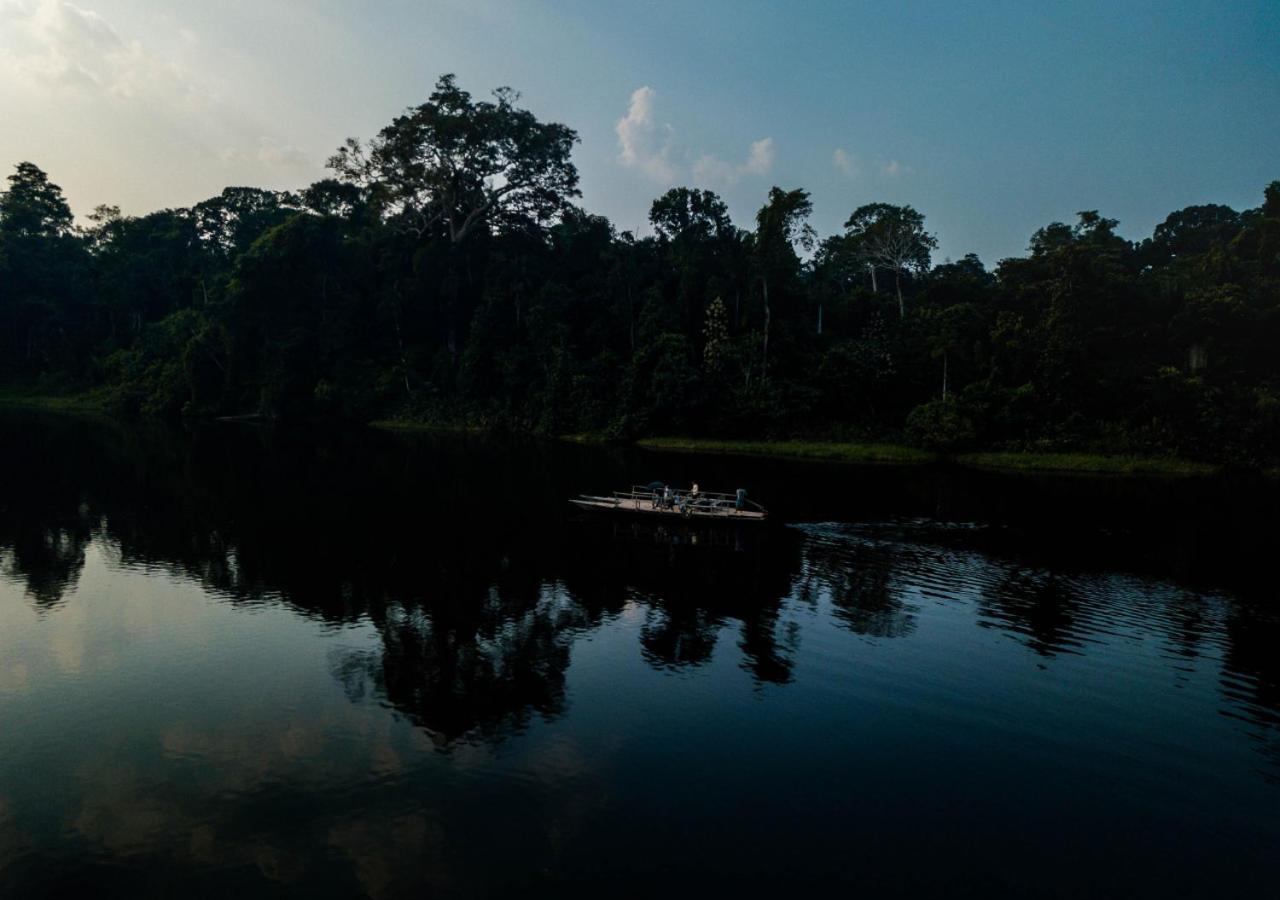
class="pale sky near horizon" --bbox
[1,0,1277,263]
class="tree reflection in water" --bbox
[333,585,600,745]
[0,521,92,611]
[567,518,802,684]
[0,409,1277,767]
[796,525,919,639]
[0,423,96,611]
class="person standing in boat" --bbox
[647,481,665,509]
[663,485,672,509]
[690,482,700,511]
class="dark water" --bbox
[1,410,1277,898]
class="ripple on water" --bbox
[790,520,1280,779]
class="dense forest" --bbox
[1,76,1277,463]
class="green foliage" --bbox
[101,309,221,416]
[0,80,1277,467]
[650,188,732,243]
[954,452,1217,477]
[636,436,935,464]
[905,399,977,452]
[702,297,728,372]
[839,203,937,317]
[327,73,579,241]
[0,162,74,238]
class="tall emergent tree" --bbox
[330,74,580,242]
[753,187,816,380]
[330,73,580,356]
[649,187,733,243]
[0,162,89,376]
[0,162,74,238]
[843,203,937,318]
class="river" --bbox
[0,409,1276,897]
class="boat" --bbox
[569,484,768,522]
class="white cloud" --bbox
[834,149,906,178]
[0,0,322,210]
[615,86,676,184]
[743,137,774,175]
[0,0,208,108]
[220,138,312,171]
[616,86,773,187]
[691,153,732,184]
[833,147,857,176]
[692,136,775,186]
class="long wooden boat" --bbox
[569,486,768,522]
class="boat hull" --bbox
[568,497,768,523]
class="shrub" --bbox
[905,399,976,452]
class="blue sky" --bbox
[1,0,1276,263]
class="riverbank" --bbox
[0,391,107,414]
[953,451,1219,477]
[368,419,483,434]
[0,397,1223,478]
[636,436,1218,477]
[635,436,937,465]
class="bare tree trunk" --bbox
[392,284,413,397]
[446,243,461,359]
[868,263,878,293]
[516,259,526,329]
[761,279,770,382]
[895,269,904,319]
[942,351,948,400]
[817,303,823,336]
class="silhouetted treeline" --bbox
[2,75,1277,463]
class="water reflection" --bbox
[797,526,919,639]
[0,411,1277,750]
[0,476,94,611]
[334,587,596,744]
[570,519,802,683]
[980,568,1089,657]
[2,410,1279,895]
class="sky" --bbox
[1,0,1277,263]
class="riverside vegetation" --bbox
[1,75,1277,469]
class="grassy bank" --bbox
[954,451,1218,477]
[557,432,612,444]
[368,419,483,434]
[635,436,1217,477]
[635,436,937,465]
[0,390,107,414]
[2,401,1221,479]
